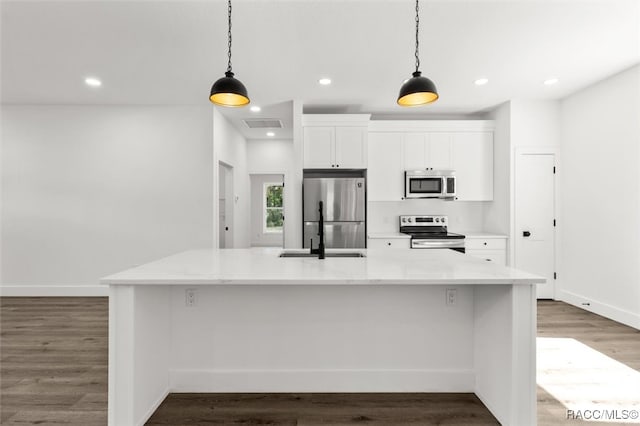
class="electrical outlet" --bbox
[185,289,197,307]
[446,288,457,306]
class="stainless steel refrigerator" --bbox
[303,176,366,249]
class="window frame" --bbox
[263,182,284,234]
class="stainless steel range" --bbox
[399,215,465,252]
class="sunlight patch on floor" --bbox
[537,337,640,423]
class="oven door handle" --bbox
[411,240,465,249]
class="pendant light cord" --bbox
[414,0,420,73]
[227,0,233,73]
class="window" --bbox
[263,183,283,233]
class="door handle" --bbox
[523,231,531,237]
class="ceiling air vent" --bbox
[242,119,284,129]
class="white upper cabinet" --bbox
[452,132,493,201]
[428,133,453,169]
[335,127,367,168]
[403,132,453,170]
[303,127,334,169]
[403,133,427,170]
[368,132,404,201]
[302,115,370,169]
[368,121,494,201]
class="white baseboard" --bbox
[475,391,508,426]
[136,388,169,426]
[169,369,475,393]
[558,289,640,330]
[0,285,108,297]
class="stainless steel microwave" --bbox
[404,170,456,199]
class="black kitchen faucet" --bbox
[309,201,326,259]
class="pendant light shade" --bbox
[397,0,438,106]
[210,71,249,107]
[397,71,438,106]
[209,0,250,107]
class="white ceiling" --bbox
[2,0,639,140]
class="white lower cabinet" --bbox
[466,250,507,265]
[465,236,507,266]
[367,237,411,249]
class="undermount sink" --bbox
[279,251,366,258]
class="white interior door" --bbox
[219,162,234,248]
[515,153,556,299]
[218,166,226,248]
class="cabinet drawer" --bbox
[466,250,506,266]
[465,238,506,250]
[368,238,410,249]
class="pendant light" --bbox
[209,0,250,107]
[397,0,438,106]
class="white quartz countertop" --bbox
[101,248,544,286]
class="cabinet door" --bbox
[368,132,404,201]
[466,250,506,266]
[452,132,493,200]
[335,127,367,168]
[465,237,506,251]
[403,133,427,169]
[368,238,411,249]
[303,126,334,168]
[427,133,453,169]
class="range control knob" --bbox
[408,218,413,223]
[401,218,407,223]
[435,218,440,223]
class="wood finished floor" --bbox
[1,298,638,425]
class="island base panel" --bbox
[108,284,536,426]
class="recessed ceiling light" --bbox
[474,78,489,86]
[250,106,261,112]
[318,78,332,86]
[266,132,275,137]
[84,77,102,87]
[544,78,559,86]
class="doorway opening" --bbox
[219,162,234,248]
[250,174,284,248]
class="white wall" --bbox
[559,64,640,328]
[483,101,511,239]
[212,108,250,249]
[247,139,294,248]
[289,100,304,248]
[510,100,561,150]
[368,201,486,234]
[250,174,284,247]
[1,105,213,296]
[483,100,560,266]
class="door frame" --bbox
[249,172,286,248]
[513,147,559,300]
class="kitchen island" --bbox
[102,248,544,426]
